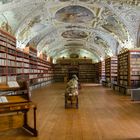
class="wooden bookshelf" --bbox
[0,29,16,84]
[102,61,106,81]
[54,64,68,82]
[23,46,54,86]
[94,63,100,83]
[118,49,140,89]
[0,29,54,88]
[105,56,118,85]
[37,58,54,84]
[54,63,97,83]
[98,61,105,82]
[24,45,37,85]
[79,64,95,83]
[16,50,29,82]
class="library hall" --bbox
[0,0,140,140]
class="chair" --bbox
[65,94,78,109]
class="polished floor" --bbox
[0,83,140,140]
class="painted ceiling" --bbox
[0,0,140,63]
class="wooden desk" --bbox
[0,83,38,136]
[0,84,20,91]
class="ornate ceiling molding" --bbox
[0,0,139,61]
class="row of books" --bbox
[119,81,128,86]
[17,69,23,74]
[119,72,128,75]
[7,76,16,81]
[38,66,49,70]
[16,62,23,67]
[130,71,140,75]
[131,76,140,80]
[16,57,23,61]
[130,54,140,58]
[7,54,16,60]
[0,45,7,52]
[8,68,16,73]
[130,65,140,69]
[30,69,39,73]
[119,76,128,80]
[8,48,16,54]
[37,77,53,82]
[0,67,6,75]
[37,62,50,68]
[30,65,37,69]
[0,35,16,46]
[0,40,16,50]
[7,60,16,66]
[0,53,6,58]
[0,76,6,83]
[23,69,30,73]
[0,59,6,66]
[130,60,140,64]
[29,74,38,79]
[0,31,16,42]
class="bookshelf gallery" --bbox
[100,50,140,94]
[54,58,98,83]
[0,29,54,89]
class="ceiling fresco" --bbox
[55,5,94,23]
[0,0,13,4]
[62,30,88,39]
[0,0,140,62]
[102,15,128,42]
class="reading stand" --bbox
[0,81,38,136]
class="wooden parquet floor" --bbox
[0,83,140,140]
